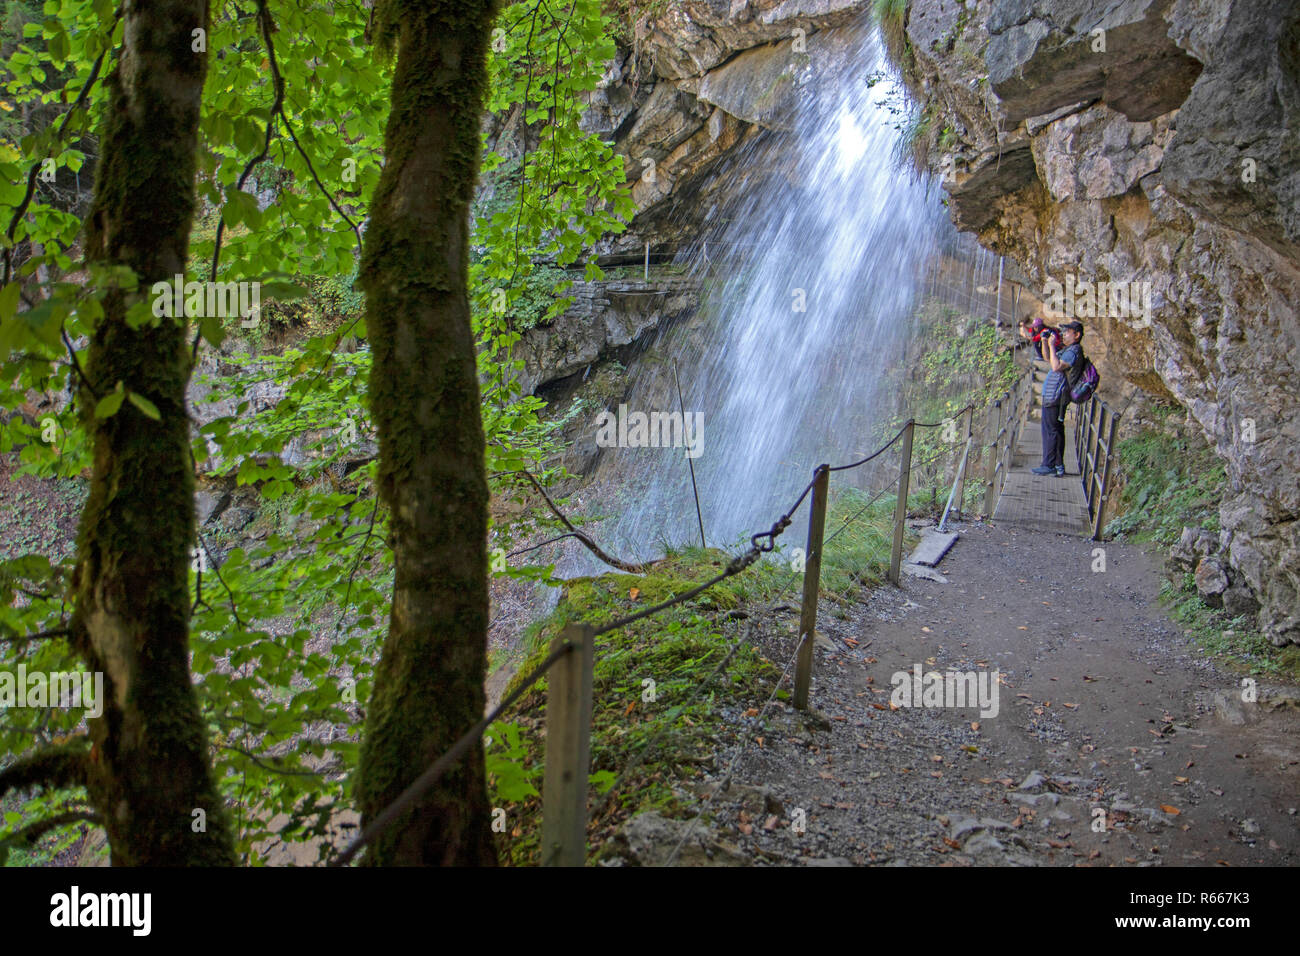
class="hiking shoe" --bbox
[1055,467,1067,477]
[1031,466,1054,475]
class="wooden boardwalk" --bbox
[991,367,1092,536]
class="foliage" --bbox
[0,0,634,863]
[473,0,634,477]
[1159,576,1300,681]
[1104,409,1225,545]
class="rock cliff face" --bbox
[897,0,1299,644]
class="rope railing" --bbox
[337,386,1027,867]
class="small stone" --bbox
[963,832,1006,855]
[1017,770,1048,792]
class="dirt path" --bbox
[630,519,1300,866]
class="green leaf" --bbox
[47,29,70,61]
[94,382,125,418]
[0,282,19,322]
[126,391,160,420]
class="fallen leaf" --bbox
[1018,626,1028,630]
[931,754,943,762]
[921,626,931,633]
[629,587,640,600]
[970,722,980,732]
[624,701,636,716]
[1159,804,1181,816]
[738,823,753,835]
[1017,693,1033,699]
[763,815,779,831]
[943,837,961,850]
[1088,849,1101,860]
[1173,776,1189,785]
[1063,702,1078,709]
[872,702,888,711]
[744,707,759,717]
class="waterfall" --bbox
[579,25,967,566]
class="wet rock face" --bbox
[903,0,1300,644]
[514,277,701,395]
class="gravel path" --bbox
[617,519,1300,866]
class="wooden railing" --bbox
[982,367,1036,516]
[1073,395,1121,540]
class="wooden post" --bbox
[1091,410,1119,540]
[956,406,973,520]
[1086,403,1102,513]
[793,465,830,711]
[984,401,1001,517]
[889,421,915,586]
[541,622,594,866]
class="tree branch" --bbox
[0,627,70,645]
[1,810,100,849]
[0,745,89,801]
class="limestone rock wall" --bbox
[899,0,1300,644]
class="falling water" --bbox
[581,24,967,564]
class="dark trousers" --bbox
[1041,396,1067,469]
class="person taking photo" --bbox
[1032,320,1084,477]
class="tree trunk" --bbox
[72,0,233,865]
[356,0,498,866]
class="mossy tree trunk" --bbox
[355,0,498,865]
[71,0,234,865]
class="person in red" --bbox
[1018,316,1061,360]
